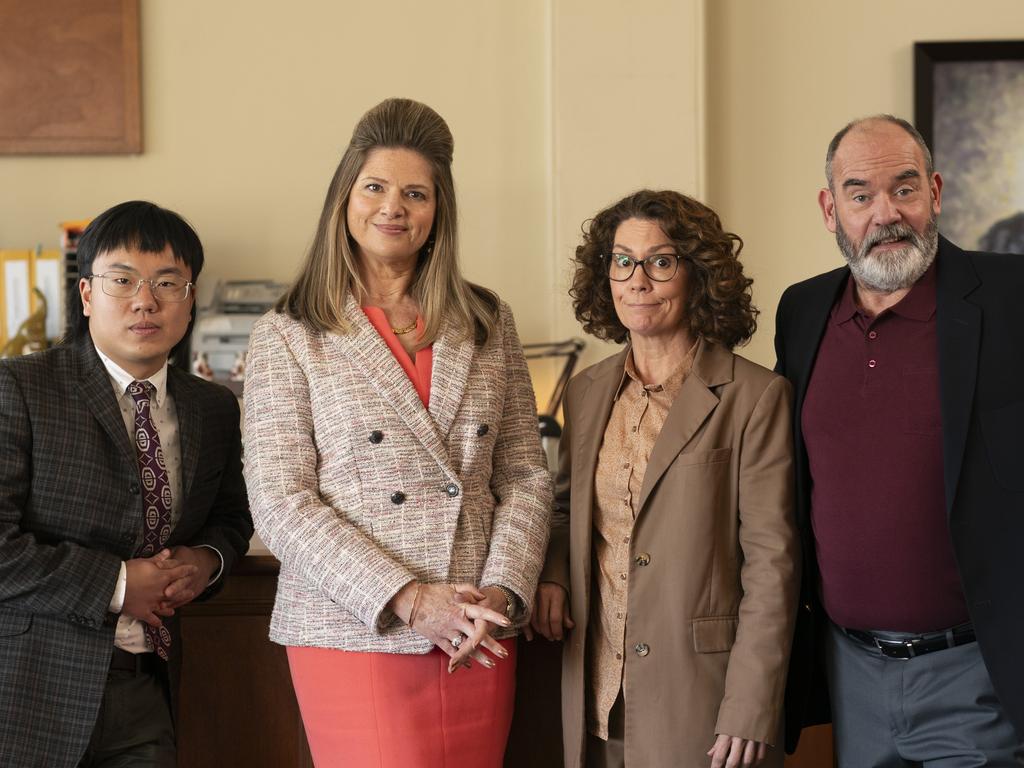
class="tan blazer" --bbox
[244,297,552,652]
[542,338,799,767]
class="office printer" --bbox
[191,280,286,388]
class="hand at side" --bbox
[707,733,768,768]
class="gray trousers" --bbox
[826,622,1023,767]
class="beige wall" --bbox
[0,1,553,339]
[4,1,1024,373]
[706,0,1024,367]
[551,0,705,372]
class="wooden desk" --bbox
[177,556,312,768]
[176,556,833,767]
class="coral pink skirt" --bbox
[287,640,517,768]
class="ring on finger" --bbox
[450,634,464,649]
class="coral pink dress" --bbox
[286,307,516,768]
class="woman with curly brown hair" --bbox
[531,190,799,767]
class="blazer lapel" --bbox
[935,237,981,516]
[335,298,455,476]
[636,338,731,512]
[570,351,624,604]
[428,314,475,439]
[76,340,136,468]
[792,268,849,404]
[167,367,201,500]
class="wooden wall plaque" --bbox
[0,0,141,154]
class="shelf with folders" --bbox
[60,220,90,340]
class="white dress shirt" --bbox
[95,349,220,653]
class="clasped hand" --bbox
[391,582,512,672]
[122,546,219,627]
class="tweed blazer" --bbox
[541,339,799,767]
[244,296,552,652]
[0,339,252,768]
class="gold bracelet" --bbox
[406,582,423,627]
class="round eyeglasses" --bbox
[603,253,682,282]
[87,271,194,302]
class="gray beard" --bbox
[836,217,939,292]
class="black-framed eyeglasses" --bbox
[87,271,194,302]
[602,253,682,282]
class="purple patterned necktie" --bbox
[128,380,173,660]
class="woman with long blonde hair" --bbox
[244,98,552,768]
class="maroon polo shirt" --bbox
[802,263,968,632]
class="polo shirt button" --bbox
[634,642,650,657]
[445,483,460,498]
[868,359,877,368]
[868,330,878,339]
[368,430,384,444]
[476,424,489,437]
[390,491,406,505]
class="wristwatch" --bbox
[487,584,517,620]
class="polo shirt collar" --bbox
[833,259,937,325]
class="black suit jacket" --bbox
[0,338,252,767]
[775,236,1024,752]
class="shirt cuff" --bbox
[195,544,225,585]
[109,561,127,613]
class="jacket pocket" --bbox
[0,610,32,638]
[979,400,1024,492]
[674,447,732,468]
[692,615,738,653]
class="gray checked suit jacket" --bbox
[0,338,252,768]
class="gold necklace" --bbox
[391,320,417,335]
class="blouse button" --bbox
[369,430,384,444]
[476,424,489,437]
[390,491,406,505]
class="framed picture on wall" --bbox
[914,40,1024,253]
[0,0,141,154]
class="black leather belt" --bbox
[845,623,976,660]
[109,647,159,675]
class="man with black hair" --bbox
[0,201,252,767]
